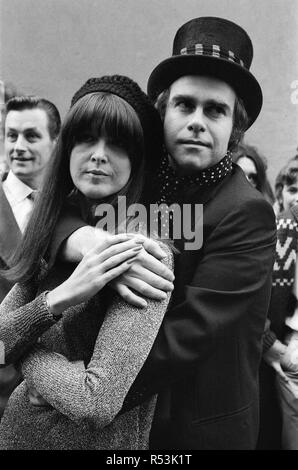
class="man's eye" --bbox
[175,100,192,111]
[6,132,17,141]
[207,106,225,117]
[26,133,38,142]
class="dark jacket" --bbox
[0,181,21,301]
[51,165,276,449]
[0,180,22,418]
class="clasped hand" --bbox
[47,233,146,315]
[60,227,175,309]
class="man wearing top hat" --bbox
[47,17,276,449]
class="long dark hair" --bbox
[232,143,275,204]
[4,92,153,283]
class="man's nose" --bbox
[90,139,108,164]
[187,108,206,133]
[14,135,26,152]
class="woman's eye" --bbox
[106,138,126,150]
[77,133,95,143]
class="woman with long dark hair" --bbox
[232,142,275,205]
[0,75,173,449]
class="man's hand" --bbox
[111,247,174,307]
[263,340,290,382]
[61,226,111,262]
[280,332,298,373]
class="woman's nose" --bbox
[90,140,108,163]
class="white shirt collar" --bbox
[3,170,33,203]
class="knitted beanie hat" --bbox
[71,75,163,170]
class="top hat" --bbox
[147,17,262,128]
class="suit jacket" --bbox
[0,181,21,302]
[0,180,22,418]
[50,165,276,450]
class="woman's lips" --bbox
[177,139,211,148]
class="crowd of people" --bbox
[0,15,297,450]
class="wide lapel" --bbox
[0,182,22,266]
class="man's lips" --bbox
[177,139,211,148]
[12,156,34,161]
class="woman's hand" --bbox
[46,234,144,315]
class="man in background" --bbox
[0,95,60,417]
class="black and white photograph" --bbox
[0,0,297,455]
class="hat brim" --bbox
[147,55,263,128]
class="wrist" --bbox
[45,289,68,319]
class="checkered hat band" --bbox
[180,44,245,68]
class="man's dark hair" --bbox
[275,162,298,213]
[156,87,249,152]
[6,95,61,140]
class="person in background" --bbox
[0,95,60,418]
[262,162,298,449]
[274,160,298,215]
[232,142,274,204]
[0,82,22,176]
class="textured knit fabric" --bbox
[267,206,298,343]
[0,246,173,450]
